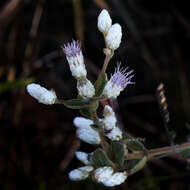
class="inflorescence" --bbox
[26,9,135,187]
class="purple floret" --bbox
[110,64,135,89]
[62,40,81,58]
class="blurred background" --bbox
[0,0,190,189]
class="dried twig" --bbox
[156,83,175,146]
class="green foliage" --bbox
[91,148,114,168]
[110,141,125,168]
[63,98,89,109]
[123,134,145,151]
[94,73,107,97]
[129,156,147,175]
[126,159,140,170]
[79,107,92,118]
[78,97,99,118]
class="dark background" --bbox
[0,0,190,189]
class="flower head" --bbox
[103,64,135,99]
[94,167,113,183]
[94,167,127,187]
[97,9,112,34]
[77,78,95,98]
[63,40,81,58]
[102,172,127,187]
[62,40,87,79]
[26,83,57,105]
[102,105,117,130]
[73,117,101,145]
[105,23,122,50]
[69,166,94,181]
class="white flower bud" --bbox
[77,78,95,98]
[94,167,127,187]
[105,23,122,50]
[69,166,94,181]
[103,105,115,117]
[102,105,117,130]
[94,167,113,183]
[76,127,101,145]
[26,83,57,105]
[106,127,122,141]
[73,117,101,145]
[97,9,112,34]
[74,117,93,128]
[102,172,127,187]
[75,151,90,165]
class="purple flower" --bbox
[62,40,81,58]
[103,64,135,99]
[61,40,87,78]
[110,64,135,89]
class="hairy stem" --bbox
[126,142,190,161]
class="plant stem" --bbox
[126,142,190,161]
[89,100,110,153]
[102,49,114,74]
[148,142,190,160]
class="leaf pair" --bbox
[91,142,126,169]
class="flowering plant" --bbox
[26,9,190,187]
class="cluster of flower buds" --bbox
[98,9,134,99]
[70,104,128,186]
[73,105,123,144]
[98,9,122,50]
[25,8,184,188]
[26,9,137,187]
[26,9,134,103]
[69,147,128,187]
[69,151,128,187]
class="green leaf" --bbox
[125,159,140,170]
[63,98,89,109]
[94,73,107,97]
[79,107,92,118]
[110,142,126,168]
[129,156,147,175]
[180,148,190,158]
[91,148,114,168]
[123,134,145,151]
